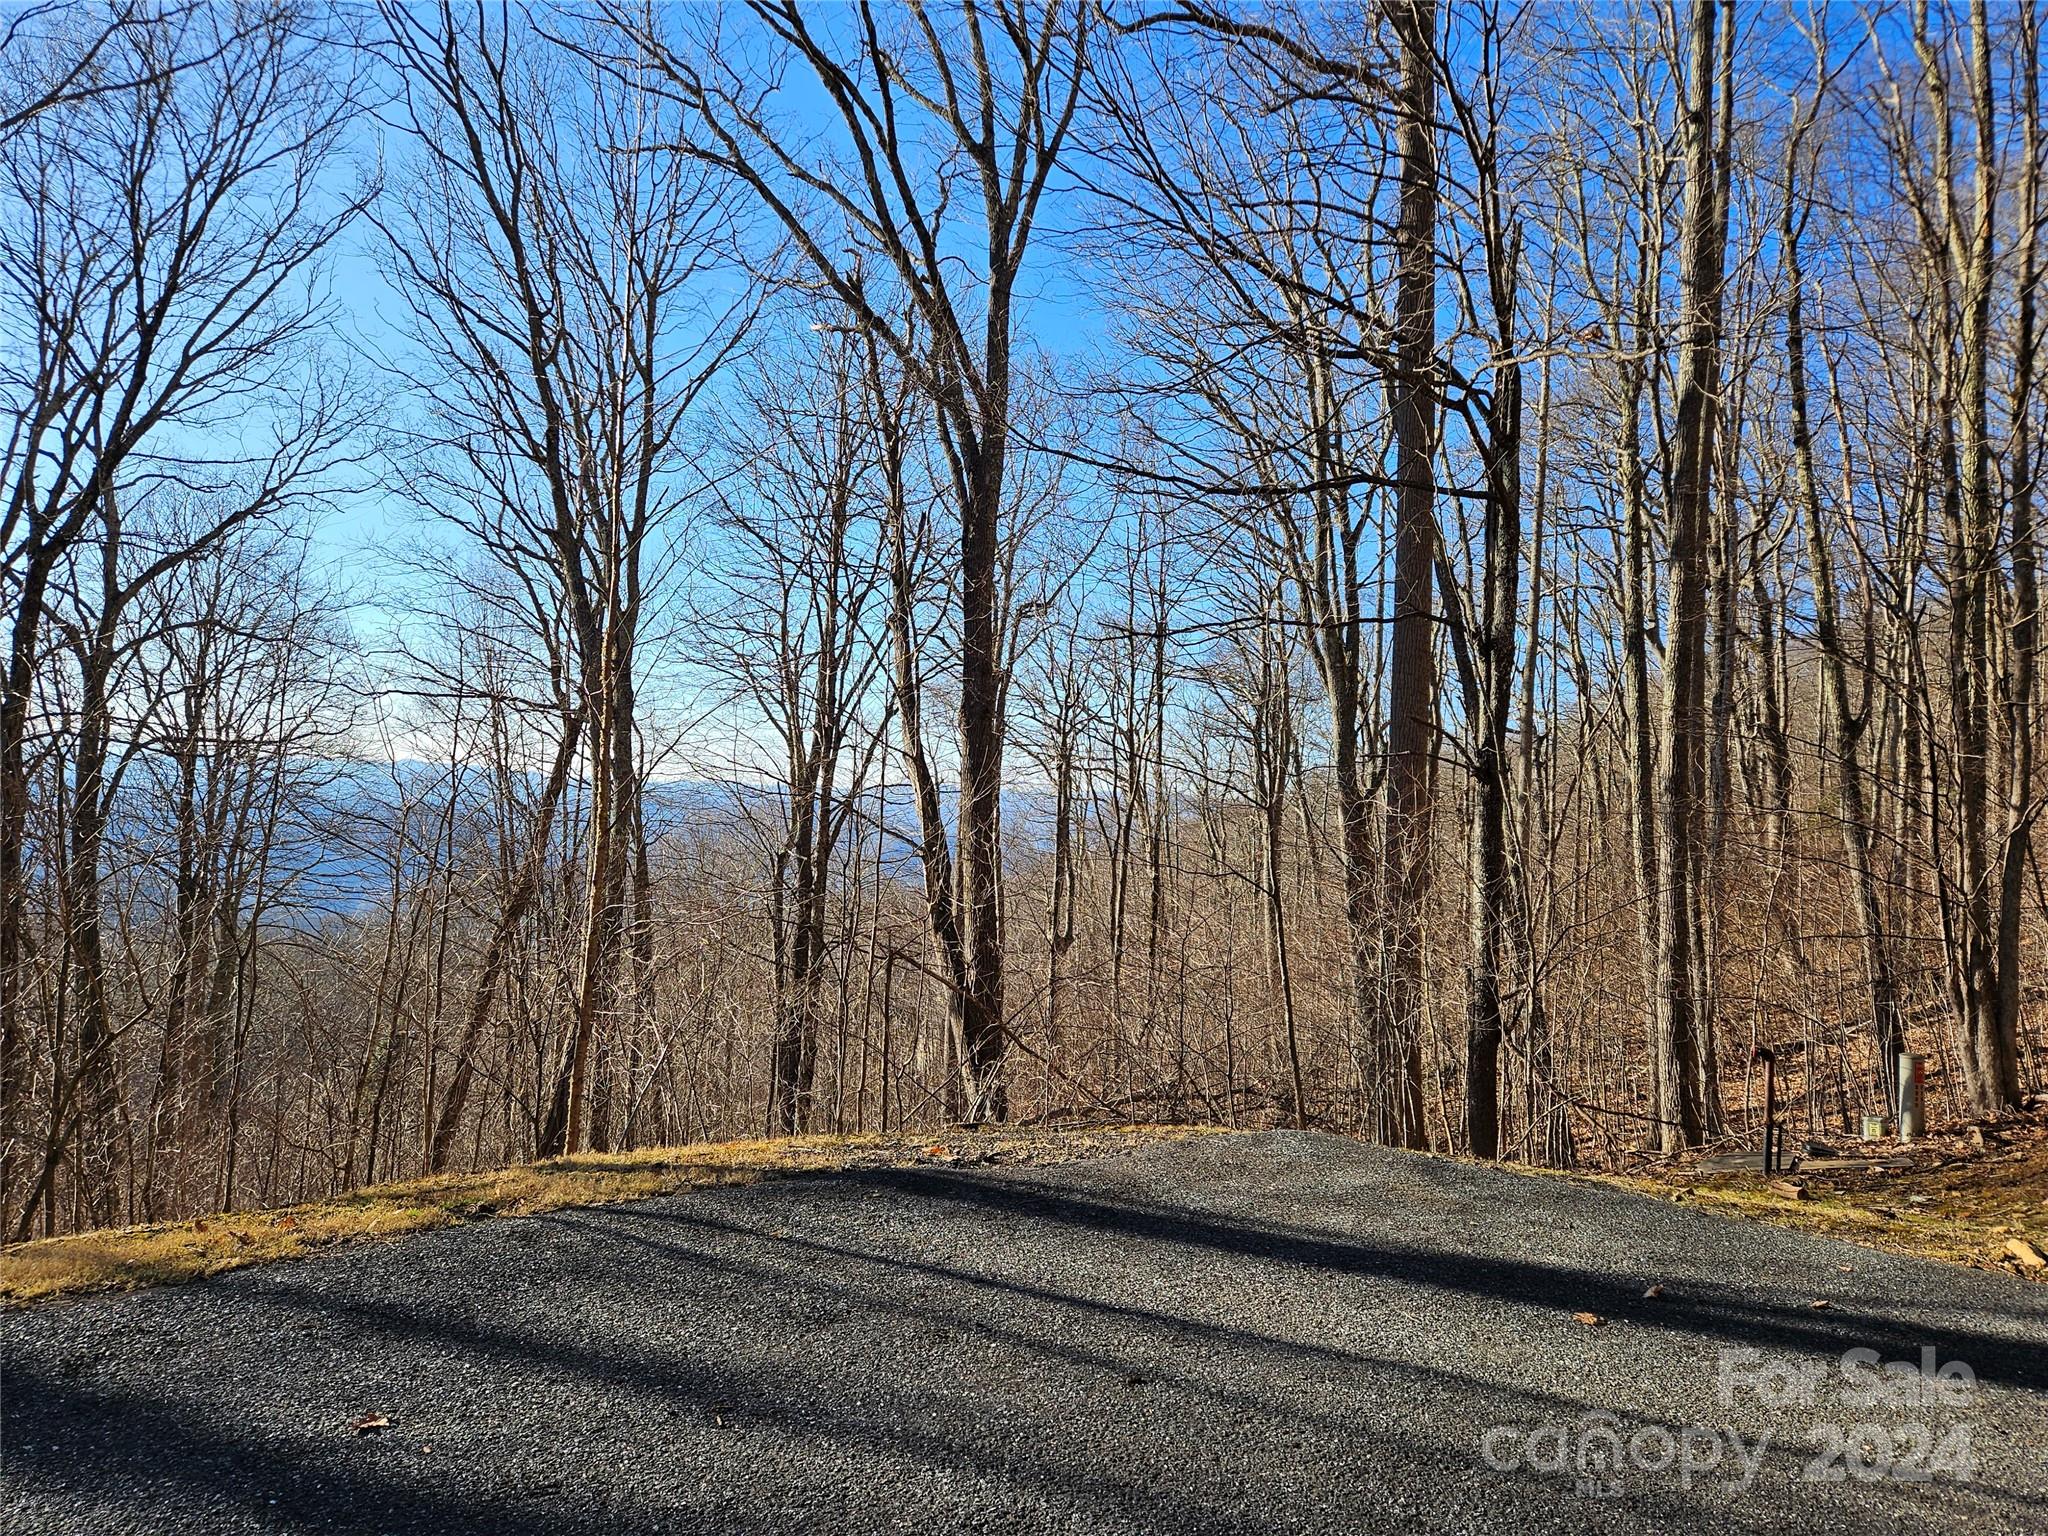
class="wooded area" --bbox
[2,0,2042,1239]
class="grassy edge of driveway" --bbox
[1,1124,1224,1308]
[14,1118,2042,1311]
[1508,1121,2048,1284]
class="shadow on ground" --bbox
[5,1134,2045,1535]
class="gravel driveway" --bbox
[4,1130,2045,1534]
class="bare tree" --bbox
[0,0,365,1228]
[594,0,1093,1121]
[375,0,749,1156]
[699,328,888,1134]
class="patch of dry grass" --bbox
[1,1124,1220,1308]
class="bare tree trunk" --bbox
[1649,0,1729,1153]
[1914,0,2021,1111]
[1256,597,1307,1130]
[955,426,1010,1123]
[545,662,622,1158]
[1995,3,2043,1108]
[64,607,125,1225]
[1379,0,1437,1151]
[1462,358,1520,1159]
[1783,61,1903,1108]
[428,714,579,1172]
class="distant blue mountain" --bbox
[99,757,1059,917]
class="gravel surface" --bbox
[4,1130,2046,1534]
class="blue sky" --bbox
[307,24,1127,641]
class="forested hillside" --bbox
[2,0,2042,1239]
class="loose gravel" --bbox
[3,1130,2045,1534]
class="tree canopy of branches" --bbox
[2,0,2043,1238]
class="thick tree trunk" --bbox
[1648,0,1728,1154]
[955,432,1009,1123]
[0,547,59,1225]
[1379,0,1437,1151]
[64,612,125,1226]
[1464,312,1522,1162]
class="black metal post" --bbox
[1753,1047,1778,1174]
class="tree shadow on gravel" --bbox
[1,1355,625,1536]
[2,1280,1400,1536]
[5,1161,2045,1535]
[8,1227,2001,1536]
[832,1166,2048,1393]
[578,1197,2047,1526]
